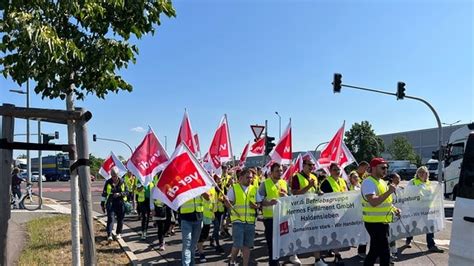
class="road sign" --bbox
[250,125,265,139]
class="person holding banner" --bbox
[258,163,301,265]
[361,158,400,266]
[319,163,347,265]
[291,159,327,266]
[404,166,444,253]
[225,168,259,266]
[101,167,129,241]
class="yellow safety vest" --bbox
[253,174,261,187]
[296,172,318,193]
[180,197,204,214]
[263,178,288,218]
[361,176,393,223]
[324,176,347,193]
[230,184,257,223]
[203,187,216,220]
[410,176,431,186]
[106,182,127,201]
[124,174,135,191]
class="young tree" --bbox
[345,121,385,163]
[388,136,420,165]
[0,1,176,99]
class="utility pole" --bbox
[37,120,43,204]
[26,80,31,183]
[67,89,81,266]
[0,108,14,265]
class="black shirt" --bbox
[101,178,128,205]
[319,180,334,193]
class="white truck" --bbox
[444,123,474,199]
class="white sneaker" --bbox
[290,255,302,264]
[107,236,113,242]
[116,234,122,239]
[140,231,146,240]
[314,260,328,266]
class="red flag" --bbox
[340,142,357,168]
[239,142,250,167]
[270,122,292,164]
[194,133,200,153]
[99,151,127,179]
[318,122,345,168]
[208,115,233,173]
[282,154,303,181]
[176,110,197,154]
[152,143,215,211]
[249,138,265,155]
[127,127,169,185]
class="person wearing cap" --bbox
[101,166,128,241]
[226,167,258,266]
[319,163,347,265]
[361,158,400,266]
[291,159,327,266]
[405,166,444,253]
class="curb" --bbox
[42,197,138,265]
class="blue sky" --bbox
[2,0,473,159]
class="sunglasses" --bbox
[380,166,388,170]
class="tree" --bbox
[344,121,385,163]
[0,1,176,100]
[88,153,104,178]
[387,136,421,165]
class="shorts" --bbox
[232,222,255,248]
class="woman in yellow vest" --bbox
[361,158,399,266]
[405,166,444,253]
[225,168,258,266]
[196,186,216,262]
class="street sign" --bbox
[250,125,265,139]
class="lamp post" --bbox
[275,111,281,138]
[93,134,134,155]
[10,81,30,182]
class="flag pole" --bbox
[224,114,235,167]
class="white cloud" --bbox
[130,126,145,133]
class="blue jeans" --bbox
[106,202,124,236]
[181,219,202,266]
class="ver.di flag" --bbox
[318,122,345,168]
[207,115,233,175]
[250,138,265,155]
[176,110,198,154]
[152,143,215,211]
[270,121,292,164]
[99,151,127,179]
[127,127,169,186]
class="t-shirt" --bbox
[319,180,334,193]
[361,178,378,200]
[227,184,249,202]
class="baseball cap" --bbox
[370,158,388,168]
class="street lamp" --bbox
[93,134,134,155]
[275,111,281,138]
[10,81,30,183]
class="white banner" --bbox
[272,182,445,259]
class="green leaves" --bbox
[0,0,176,100]
[344,121,385,163]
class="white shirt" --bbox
[361,178,378,198]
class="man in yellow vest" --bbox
[405,166,444,253]
[257,162,299,265]
[291,159,326,266]
[180,191,210,266]
[210,174,225,253]
[361,158,399,266]
[100,167,128,242]
[135,180,153,240]
[225,168,258,266]
[319,163,347,265]
[196,186,216,263]
[123,171,137,214]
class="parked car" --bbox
[393,167,417,181]
[31,171,46,182]
[449,129,474,265]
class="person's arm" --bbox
[292,178,316,195]
[201,192,210,201]
[365,184,396,207]
[100,181,108,212]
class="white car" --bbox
[31,171,46,182]
[449,128,474,265]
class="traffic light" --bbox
[332,73,342,93]
[396,81,406,100]
[265,136,275,155]
[93,134,97,142]
[42,133,55,144]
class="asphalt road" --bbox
[39,180,453,265]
